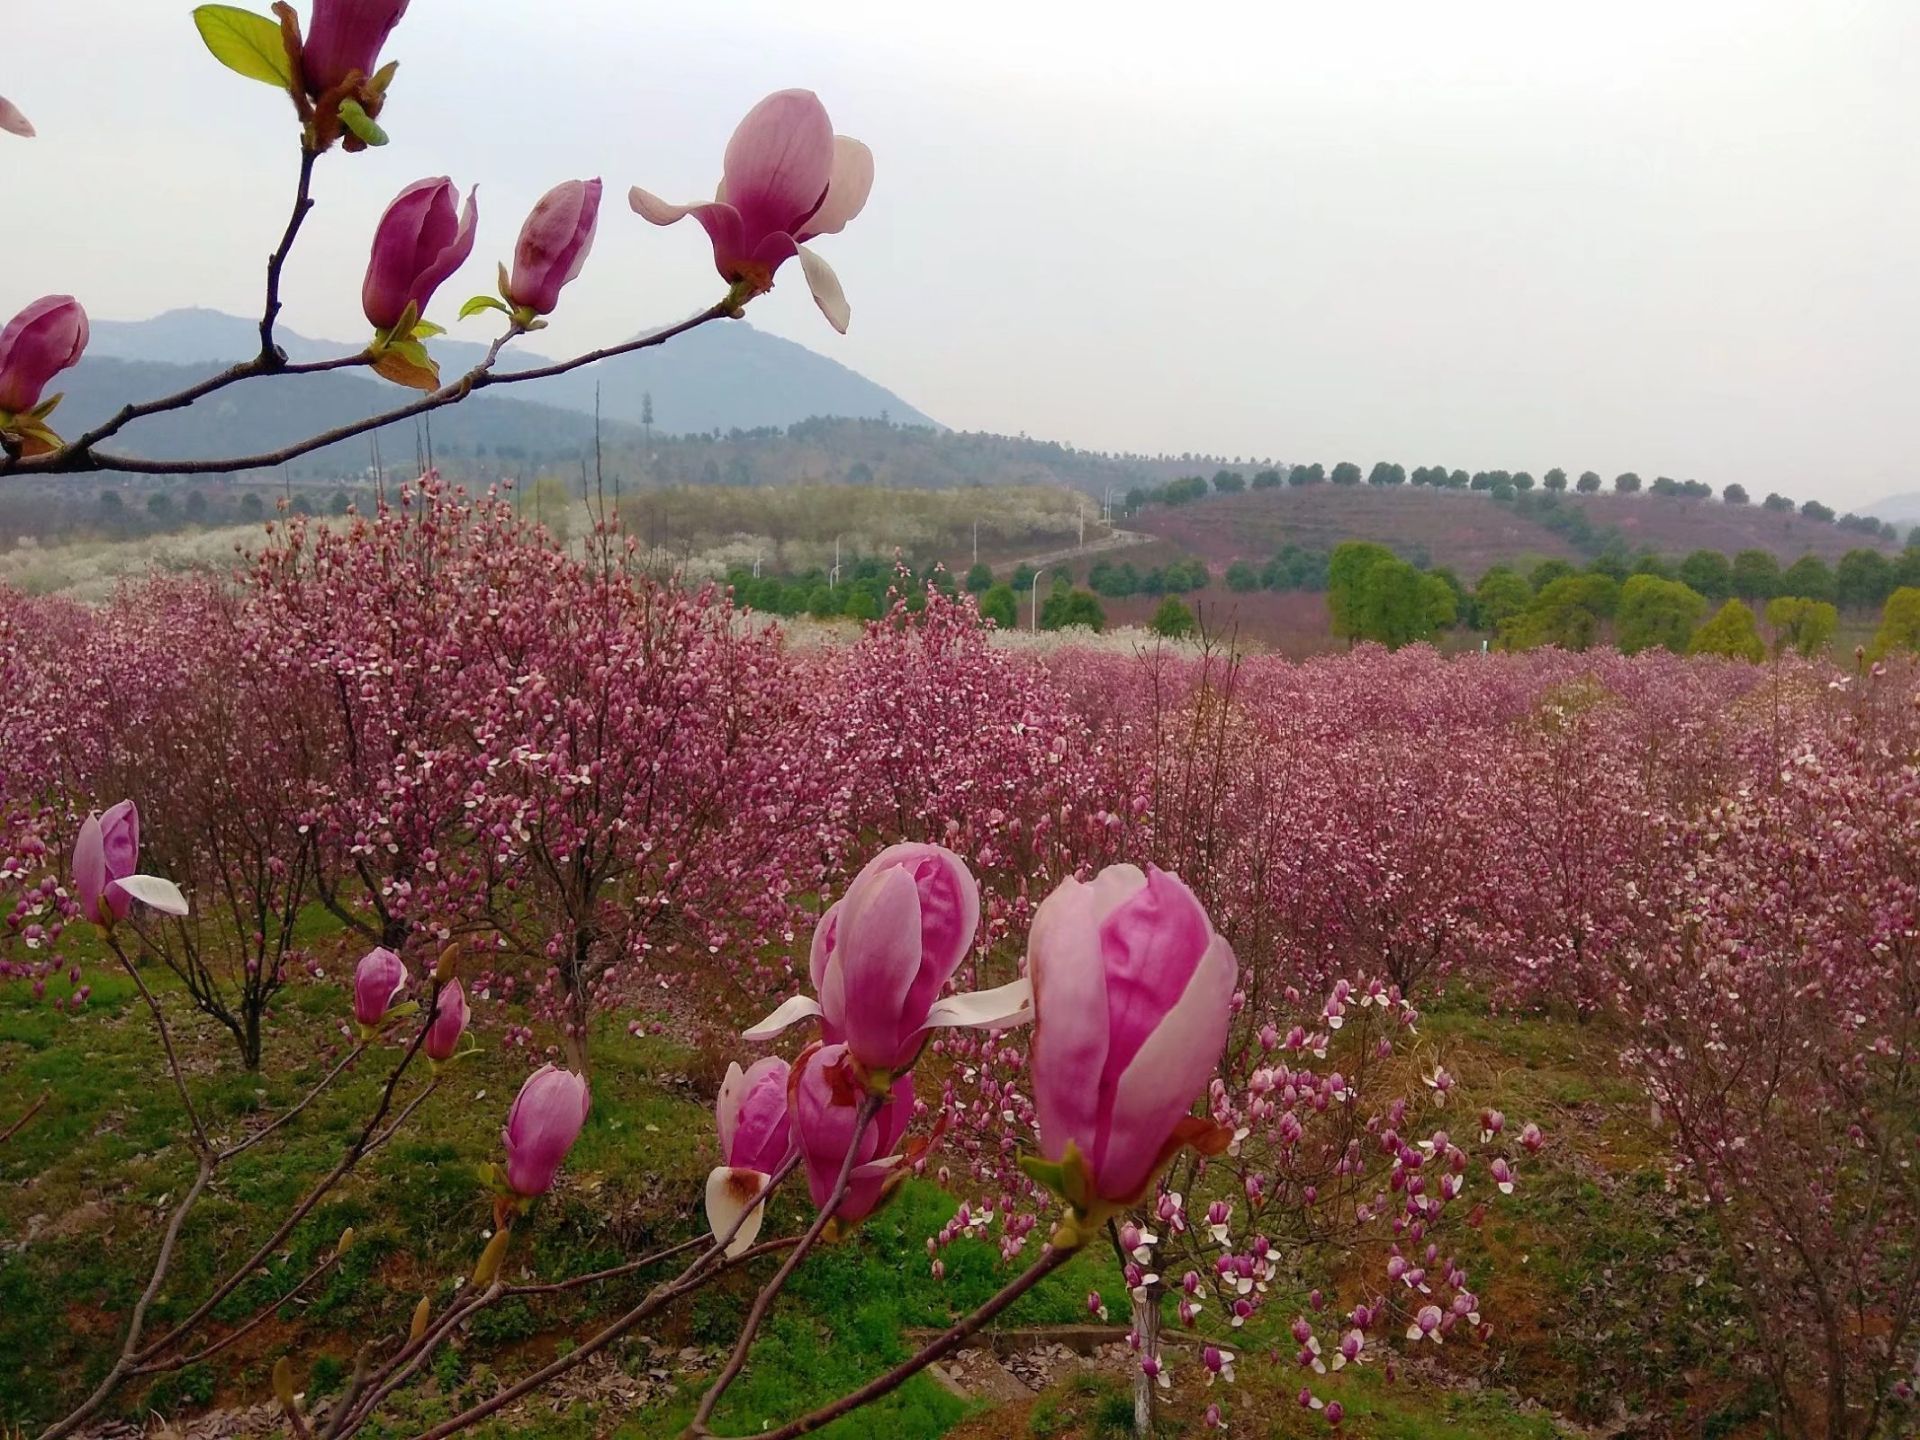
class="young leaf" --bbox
[372,340,440,392]
[411,320,446,340]
[337,98,388,147]
[459,295,509,320]
[192,5,294,88]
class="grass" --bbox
[2,937,1772,1440]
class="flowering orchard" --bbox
[1,6,1916,1438]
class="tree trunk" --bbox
[1132,1279,1163,1437]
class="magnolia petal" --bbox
[800,137,874,240]
[629,187,699,226]
[115,874,189,917]
[924,976,1034,1031]
[797,246,850,334]
[0,97,32,139]
[704,1166,768,1258]
[742,992,821,1042]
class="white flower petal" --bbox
[742,993,821,1043]
[923,976,1033,1031]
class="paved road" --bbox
[1013,527,1148,571]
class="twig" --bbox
[137,1251,343,1374]
[402,1236,799,1440]
[9,302,734,477]
[741,1242,1077,1440]
[220,1042,368,1161]
[106,931,211,1155]
[684,1094,880,1436]
[262,146,320,358]
[0,1089,48,1145]
[504,1233,707,1296]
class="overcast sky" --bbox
[8,1,1916,505]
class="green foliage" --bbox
[1616,574,1708,655]
[1677,549,1733,602]
[1779,553,1836,604]
[1615,472,1643,494]
[1327,541,1398,640]
[962,562,993,593]
[1287,462,1324,486]
[1330,460,1362,486]
[1835,548,1895,610]
[1500,574,1619,652]
[1731,549,1781,600]
[977,583,1017,628]
[1212,469,1246,494]
[1800,499,1836,523]
[1473,567,1533,631]
[1039,588,1106,632]
[1260,545,1330,592]
[1149,596,1196,637]
[1870,587,1920,659]
[1723,483,1749,504]
[1529,558,1575,592]
[1223,559,1260,593]
[192,5,294,88]
[1688,600,1764,662]
[1543,468,1568,492]
[1576,470,1602,493]
[1251,468,1284,489]
[1763,596,1838,657]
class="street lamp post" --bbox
[1030,567,1045,632]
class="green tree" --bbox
[844,588,883,622]
[1213,469,1246,494]
[1688,600,1764,661]
[1896,548,1920,590]
[1616,574,1708,654]
[1799,499,1835,523]
[1677,549,1733,602]
[1871,588,1920,659]
[807,585,842,619]
[1150,596,1196,638]
[1011,563,1037,591]
[1632,553,1675,580]
[1723,483,1749,504]
[1779,554,1836,603]
[1251,468,1283,489]
[1542,467,1568,492]
[1327,541,1398,640]
[1512,471,1536,492]
[976,584,1016,628]
[1419,572,1458,632]
[1041,587,1106,631]
[1224,560,1260,593]
[1615,472,1643,494]
[237,491,264,520]
[1576,470,1602,493]
[1731,549,1782,600]
[1446,469,1470,489]
[1764,596,1838,657]
[1501,575,1619,651]
[1330,461,1363,487]
[1353,558,1434,648]
[1762,492,1795,513]
[1588,551,1631,582]
[964,562,994,593]
[1835,548,1895,610]
[1288,462,1325,486]
[1529,558,1576,591]
[1473,567,1532,631]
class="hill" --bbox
[1128,486,1897,575]
[85,308,941,434]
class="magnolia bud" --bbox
[434,941,460,984]
[471,1227,512,1287]
[409,1295,432,1342]
[271,1356,298,1410]
[336,1226,355,1256]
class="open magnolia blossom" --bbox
[704,1057,794,1256]
[790,1041,920,1225]
[744,842,1032,1080]
[71,801,189,925]
[630,88,873,333]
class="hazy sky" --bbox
[8,1,1916,505]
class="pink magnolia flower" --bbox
[629,89,873,333]
[72,801,187,926]
[504,179,601,316]
[352,946,408,1029]
[362,177,478,332]
[0,296,88,415]
[502,1064,591,1198]
[790,1042,916,1224]
[746,843,1030,1078]
[303,0,410,96]
[1028,864,1237,1207]
[705,1057,794,1255]
[423,977,468,1062]
[0,95,32,138]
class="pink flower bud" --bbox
[0,296,88,415]
[502,1064,590,1197]
[1029,865,1236,1206]
[362,177,478,332]
[303,0,409,96]
[813,843,980,1075]
[505,179,601,316]
[424,978,468,1062]
[352,946,408,1029]
[72,800,138,925]
[715,1057,793,1173]
[790,1041,915,1224]
[1325,1400,1345,1426]
[0,95,33,138]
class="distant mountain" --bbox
[1868,494,1920,527]
[84,308,941,435]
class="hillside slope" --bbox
[1130,487,1896,573]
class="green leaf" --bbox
[411,319,445,340]
[367,59,399,97]
[337,98,389,147]
[459,295,509,320]
[192,5,293,88]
